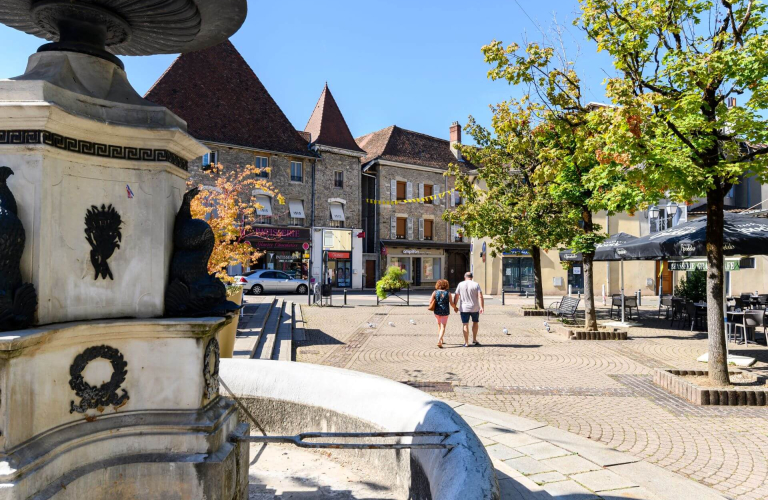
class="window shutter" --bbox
[451,225,457,242]
[390,216,396,239]
[418,183,424,199]
[419,218,424,240]
[390,179,397,201]
[450,191,456,207]
[433,185,439,205]
[406,181,413,200]
[407,217,413,240]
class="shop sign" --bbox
[402,249,442,255]
[327,252,350,260]
[669,259,740,271]
[302,242,310,251]
[251,241,305,251]
[303,254,310,259]
[503,248,530,256]
[249,227,310,241]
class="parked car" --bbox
[234,270,309,296]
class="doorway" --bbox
[656,261,673,295]
[568,265,584,293]
[447,252,468,288]
[365,260,376,288]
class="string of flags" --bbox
[366,189,455,205]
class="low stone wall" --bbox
[654,369,768,406]
[567,329,628,340]
[220,359,499,500]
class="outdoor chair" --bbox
[733,310,766,345]
[758,294,768,309]
[685,302,705,331]
[729,297,744,311]
[670,299,688,328]
[658,295,673,319]
[547,296,581,321]
[623,296,639,320]
[740,293,753,309]
[609,294,622,320]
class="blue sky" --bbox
[0,0,617,142]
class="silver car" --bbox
[235,270,309,296]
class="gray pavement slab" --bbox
[540,455,603,475]
[492,431,543,448]
[527,471,568,485]
[516,442,572,460]
[540,479,600,500]
[570,469,638,492]
[609,462,727,500]
[503,456,557,476]
[526,425,640,467]
[456,403,547,432]
[486,443,524,461]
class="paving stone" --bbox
[527,471,568,485]
[473,422,517,438]
[608,486,664,499]
[609,461,728,500]
[540,455,602,475]
[456,403,546,432]
[516,441,572,460]
[540,479,600,499]
[492,431,543,449]
[570,469,638,492]
[526,425,639,467]
[503,456,556,476]
[460,415,487,427]
[486,443,524,461]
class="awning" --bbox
[255,195,272,216]
[288,200,305,219]
[558,250,582,262]
[330,202,345,221]
[593,232,639,261]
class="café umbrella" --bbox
[592,232,639,325]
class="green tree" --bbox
[446,100,577,309]
[580,0,768,384]
[481,39,645,331]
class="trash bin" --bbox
[321,284,332,297]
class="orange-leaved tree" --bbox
[189,162,284,282]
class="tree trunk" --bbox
[531,246,544,309]
[583,209,598,331]
[706,188,730,385]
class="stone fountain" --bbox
[0,1,249,498]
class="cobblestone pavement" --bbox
[297,299,768,500]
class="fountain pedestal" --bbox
[0,1,250,496]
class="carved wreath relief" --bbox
[69,345,129,414]
[203,337,220,400]
[84,204,122,280]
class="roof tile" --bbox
[355,125,469,170]
[304,84,364,153]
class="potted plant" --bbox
[218,284,244,358]
[376,266,409,300]
[674,269,706,303]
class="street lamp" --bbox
[666,201,679,215]
[648,206,660,219]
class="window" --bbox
[291,161,303,182]
[423,184,433,203]
[329,220,344,228]
[334,171,344,188]
[453,191,462,206]
[452,224,464,242]
[727,185,735,198]
[424,219,434,241]
[255,156,269,178]
[396,181,407,201]
[390,257,411,281]
[396,217,407,239]
[288,199,305,226]
[202,151,218,170]
[421,258,442,281]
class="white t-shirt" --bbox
[455,280,482,313]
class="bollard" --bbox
[568,285,572,297]
[502,290,505,305]
[344,289,348,305]
[636,290,642,306]
[525,290,529,299]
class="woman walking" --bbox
[431,279,455,348]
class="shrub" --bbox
[674,269,707,303]
[376,266,409,300]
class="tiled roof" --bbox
[356,125,469,170]
[144,41,312,157]
[304,84,364,153]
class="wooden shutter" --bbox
[419,218,424,240]
[390,179,397,201]
[406,181,413,200]
[433,185,439,205]
[451,225,457,242]
[418,183,424,200]
[390,215,397,239]
[450,191,456,207]
[407,217,413,240]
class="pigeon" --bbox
[410,319,416,325]
[503,328,509,335]
[388,321,395,327]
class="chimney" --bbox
[726,97,737,108]
[449,121,462,160]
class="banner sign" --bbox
[669,260,740,271]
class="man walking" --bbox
[454,272,484,347]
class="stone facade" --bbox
[188,143,315,228]
[376,164,458,243]
[314,148,362,229]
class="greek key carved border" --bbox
[0,130,188,171]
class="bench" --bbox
[546,296,581,321]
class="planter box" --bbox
[653,369,768,406]
[522,308,548,317]
[566,329,628,340]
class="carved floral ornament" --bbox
[69,345,129,414]
[203,337,220,400]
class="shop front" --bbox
[502,249,535,293]
[386,248,445,287]
[245,227,311,280]
[311,228,364,289]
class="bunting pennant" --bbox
[365,189,454,205]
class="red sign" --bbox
[327,252,350,260]
[357,231,366,239]
[302,242,310,251]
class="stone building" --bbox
[356,123,472,288]
[304,84,366,289]
[145,41,317,285]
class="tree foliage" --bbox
[190,162,283,282]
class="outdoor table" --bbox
[726,310,758,345]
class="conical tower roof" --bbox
[304,84,364,153]
[145,41,311,157]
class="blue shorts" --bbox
[460,312,480,324]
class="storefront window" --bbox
[253,251,307,279]
[390,257,411,281]
[421,257,441,281]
